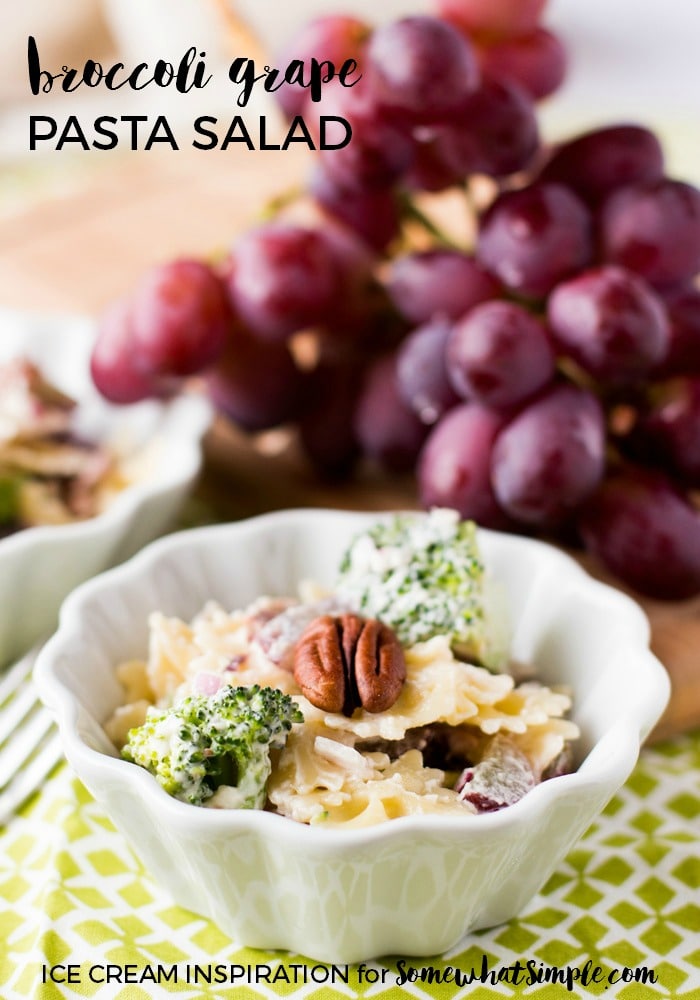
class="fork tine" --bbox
[0,650,38,704]
[0,643,65,825]
[0,681,43,736]
[0,729,63,823]
[0,705,55,782]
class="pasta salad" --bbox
[0,358,127,534]
[107,510,579,828]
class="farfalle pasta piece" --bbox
[115,659,153,704]
[144,604,300,704]
[268,726,474,827]
[104,699,150,749]
[511,722,578,777]
[146,612,201,701]
[469,681,578,737]
[298,635,575,750]
[299,635,514,740]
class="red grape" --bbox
[318,218,377,315]
[91,298,173,404]
[579,468,700,600]
[396,318,460,424]
[477,183,593,299]
[418,403,510,528]
[491,383,606,526]
[447,300,555,407]
[404,134,465,192]
[387,250,500,325]
[437,0,548,40]
[130,259,231,377]
[314,79,415,191]
[547,266,670,384]
[367,16,480,125]
[429,76,539,179]
[600,179,700,288]
[310,167,401,252]
[654,284,700,377]
[312,220,402,344]
[540,125,664,206]
[206,329,306,432]
[319,218,376,283]
[274,15,371,120]
[641,379,700,487]
[299,361,361,478]
[227,223,342,341]
[477,28,567,101]
[353,354,428,472]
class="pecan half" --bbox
[293,613,406,716]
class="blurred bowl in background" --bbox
[0,309,211,666]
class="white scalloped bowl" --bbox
[0,309,211,665]
[36,509,670,963]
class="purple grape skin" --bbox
[404,135,466,192]
[314,79,416,191]
[91,298,175,404]
[431,76,540,179]
[130,259,231,377]
[396,318,461,424]
[318,222,404,344]
[653,284,700,377]
[579,469,700,600]
[600,179,700,289]
[540,125,664,206]
[446,300,555,408]
[353,354,428,472]
[310,167,401,252]
[477,27,567,102]
[437,0,547,38]
[477,183,594,300]
[273,15,370,120]
[299,362,361,479]
[227,223,342,341]
[206,330,306,432]
[491,383,606,527]
[386,250,500,325]
[418,403,511,529]
[547,266,670,385]
[455,735,536,811]
[641,379,700,487]
[367,16,480,125]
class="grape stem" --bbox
[260,187,305,221]
[399,194,465,251]
[464,178,478,215]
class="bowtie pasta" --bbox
[109,511,579,827]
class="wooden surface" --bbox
[1,150,698,742]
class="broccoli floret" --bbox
[336,509,489,656]
[122,685,303,808]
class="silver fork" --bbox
[0,645,63,824]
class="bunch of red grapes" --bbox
[91,0,700,601]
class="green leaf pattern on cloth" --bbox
[1,733,699,999]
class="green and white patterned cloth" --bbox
[1,733,699,1000]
